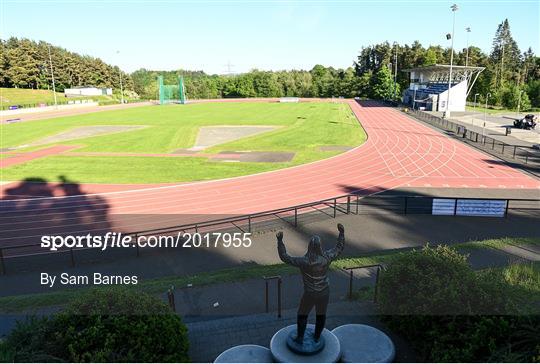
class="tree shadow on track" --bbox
[355,100,387,108]
[0,176,262,299]
[480,158,540,176]
[0,176,111,260]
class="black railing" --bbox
[0,194,539,275]
[167,286,176,312]
[343,264,384,302]
[263,275,282,318]
[404,108,540,169]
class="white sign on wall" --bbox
[432,199,507,217]
[432,199,456,215]
[456,199,507,217]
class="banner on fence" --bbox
[432,198,456,215]
[456,199,506,217]
[432,198,506,217]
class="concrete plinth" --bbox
[270,324,341,363]
[331,324,395,363]
[214,344,272,363]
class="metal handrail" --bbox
[343,264,384,302]
[0,194,539,274]
[167,286,176,312]
[2,195,537,252]
[263,275,282,318]
[405,108,539,167]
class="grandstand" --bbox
[402,64,484,112]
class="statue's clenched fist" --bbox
[276,231,284,241]
[337,223,344,233]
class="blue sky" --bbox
[2,0,539,74]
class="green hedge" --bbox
[378,245,539,362]
[1,288,189,362]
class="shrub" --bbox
[4,288,189,362]
[378,245,537,362]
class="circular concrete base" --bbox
[286,327,325,354]
[214,344,272,363]
[331,324,395,363]
[271,324,341,363]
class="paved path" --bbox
[446,111,539,145]
[2,202,538,294]
[184,301,417,363]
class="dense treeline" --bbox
[131,66,359,100]
[132,19,538,109]
[2,19,538,109]
[0,38,133,94]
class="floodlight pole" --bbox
[47,44,58,109]
[483,92,490,139]
[465,27,471,68]
[516,89,523,117]
[445,4,458,119]
[117,51,125,104]
[472,93,479,126]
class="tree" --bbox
[501,85,531,110]
[490,19,521,89]
[423,48,438,65]
[525,79,540,108]
[371,66,395,100]
[0,37,135,93]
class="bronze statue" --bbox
[276,223,345,354]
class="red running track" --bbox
[1,100,539,248]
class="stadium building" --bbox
[64,86,113,97]
[402,64,484,112]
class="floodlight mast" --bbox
[472,92,479,126]
[117,51,125,104]
[465,27,471,67]
[483,92,491,139]
[445,3,458,119]
[47,44,58,109]
[517,90,523,117]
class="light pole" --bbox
[393,42,398,101]
[47,44,58,109]
[445,3,458,119]
[116,50,125,104]
[472,92,479,126]
[465,27,471,67]
[483,92,491,139]
[516,89,523,117]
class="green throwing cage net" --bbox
[158,75,186,105]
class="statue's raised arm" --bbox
[324,223,345,261]
[276,231,306,267]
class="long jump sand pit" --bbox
[29,125,146,146]
[189,125,278,151]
